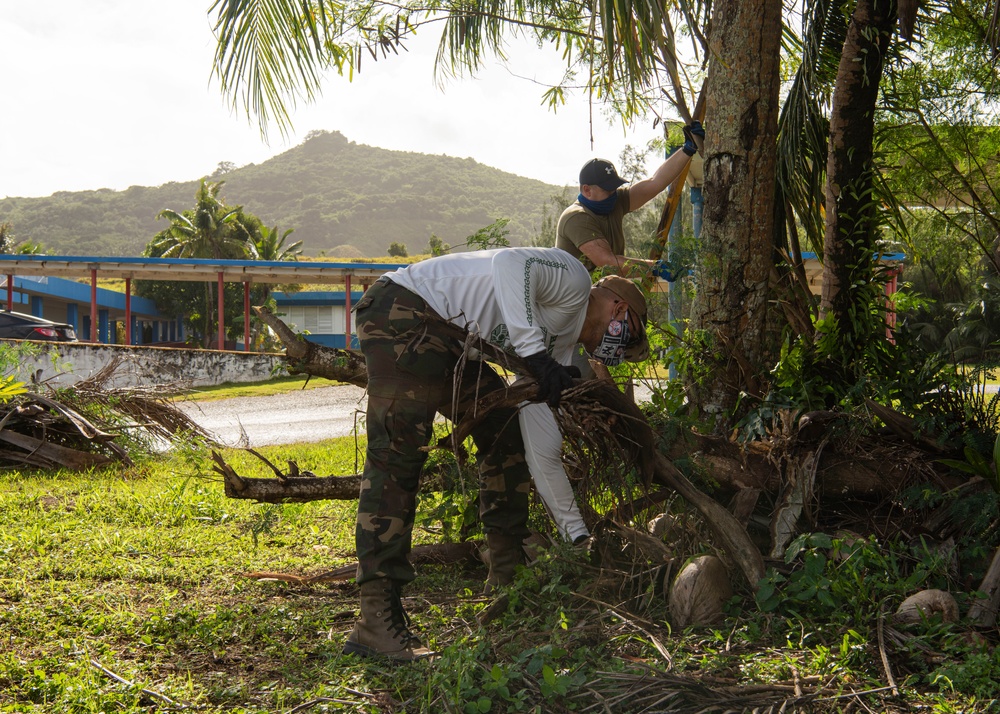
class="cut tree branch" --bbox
[212,450,362,502]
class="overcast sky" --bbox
[0,1,675,199]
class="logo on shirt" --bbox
[488,323,553,355]
[489,323,512,352]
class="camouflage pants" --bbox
[353,277,532,585]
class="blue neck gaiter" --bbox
[578,192,618,216]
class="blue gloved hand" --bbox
[653,259,684,282]
[682,120,705,156]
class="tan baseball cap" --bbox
[594,276,649,362]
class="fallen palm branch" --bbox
[432,375,765,587]
[0,354,211,470]
[250,304,765,589]
[60,353,214,444]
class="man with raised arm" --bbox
[556,121,705,276]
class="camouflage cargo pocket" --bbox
[358,280,459,400]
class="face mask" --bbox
[588,311,631,366]
[578,192,619,216]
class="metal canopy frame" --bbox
[0,255,404,351]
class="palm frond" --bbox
[773,0,847,259]
[210,0,711,137]
[211,0,334,139]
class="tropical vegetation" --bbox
[208,0,1000,418]
[5,0,1000,710]
[203,0,1000,705]
[136,180,302,348]
[0,221,47,255]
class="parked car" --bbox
[0,310,78,342]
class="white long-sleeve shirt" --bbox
[387,247,591,541]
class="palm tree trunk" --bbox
[819,0,897,363]
[690,0,782,427]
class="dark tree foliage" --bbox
[135,182,300,347]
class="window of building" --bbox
[285,305,337,335]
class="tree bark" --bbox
[692,0,782,426]
[968,547,1000,627]
[254,305,369,387]
[0,430,113,470]
[667,423,962,497]
[217,466,363,503]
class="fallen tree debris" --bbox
[0,354,211,470]
[247,305,766,589]
[242,305,998,606]
[254,305,368,387]
[212,449,362,502]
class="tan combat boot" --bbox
[343,578,433,661]
[484,533,525,591]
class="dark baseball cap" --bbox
[579,158,628,191]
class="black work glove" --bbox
[522,350,579,408]
[682,120,705,156]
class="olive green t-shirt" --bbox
[555,187,632,271]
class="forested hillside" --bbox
[0,130,564,257]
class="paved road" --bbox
[175,384,369,447]
[178,377,1000,447]
[176,381,659,447]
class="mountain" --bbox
[0,130,569,258]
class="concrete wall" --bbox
[12,340,287,389]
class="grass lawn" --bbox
[179,374,346,402]
[2,435,997,712]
